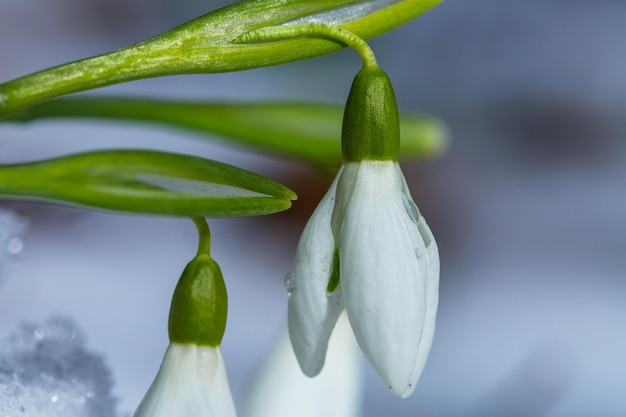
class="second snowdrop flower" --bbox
[134,219,237,417]
[287,65,440,398]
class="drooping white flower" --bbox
[287,65,440,398]
[135,226,237,417]
[288,160,439,398]
[243,313,362,417]
[134,343,237,417]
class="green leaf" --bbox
[0,0,441,117]
[4,97,448,166]
[0,150,296,217]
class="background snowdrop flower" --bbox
[135,219,237,417]
[243,313,362,417]
[288,65,440,398]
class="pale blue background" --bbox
[1,0,625,416]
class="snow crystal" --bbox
[0,316,119,417]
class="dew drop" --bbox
[402,195,419,225]
[7,237,23,254]
[33,327,45,340]
[415,248,423,259]
[417,219,432,247]
[283,272,296,294]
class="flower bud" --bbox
[168,254,227,346]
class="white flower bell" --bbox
[134,343,236,417]
[287,66,440,398]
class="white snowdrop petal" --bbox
[288,167,345,377]
[398,167,440,398]
[243,313,362,417]
[134,344,236,417]
[400,221,439,397]
[337,161,432,396]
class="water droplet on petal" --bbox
[417,218,433,247]
[283,272,296,294]
[402,195,419,225]
[415,248,423,259]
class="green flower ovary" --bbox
[168,254,228,346]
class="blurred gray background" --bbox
[1,0,626,416]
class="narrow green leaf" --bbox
[0,0,441,117]
[0,150,296,217]
[4,97,448,166]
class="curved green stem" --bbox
[192,217,212,256]
[235,23,377,68]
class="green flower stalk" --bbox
[0,0,441,118]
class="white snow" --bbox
[0,316,119,417]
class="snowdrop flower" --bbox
[243,313,362,417]
[135,219,237,417]
[287,65,440,398]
